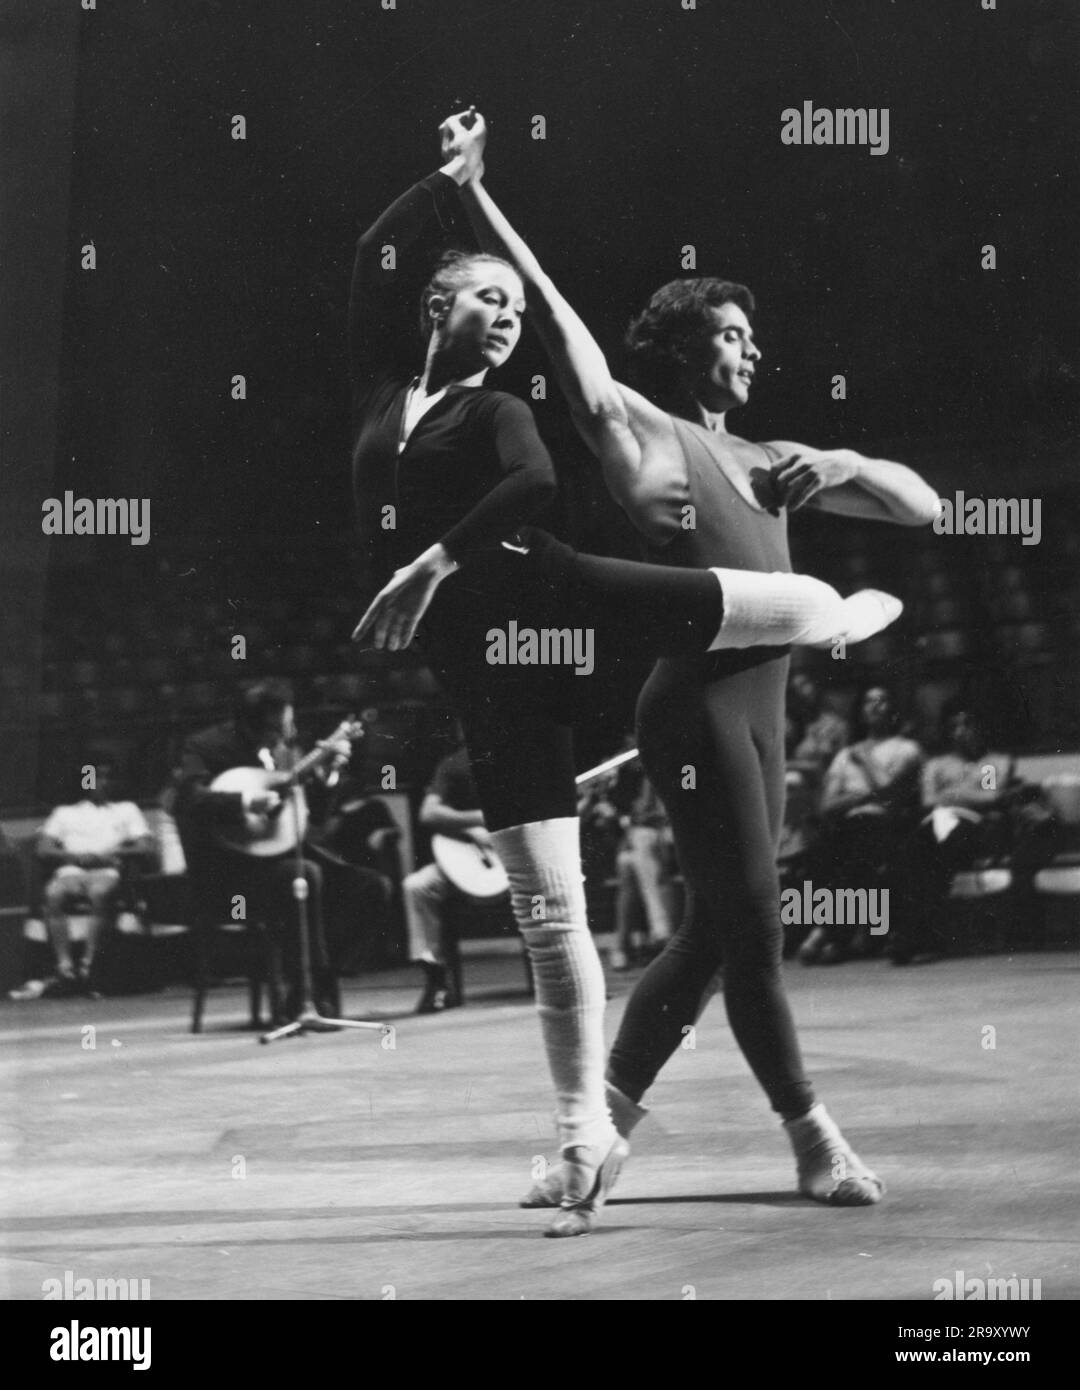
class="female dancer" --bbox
[349,112,906,1232]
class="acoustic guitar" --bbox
[431,831,510,899]
[210,717,365,857]
[427,747,643,897]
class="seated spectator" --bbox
[577,768,625,891]
[402,742,486,1013]
[609,765,676,971]
[35,754,156,995]
[889,701,1040,963]
[788,670,851,777]
[800,684,924,964]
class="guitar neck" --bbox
[280,721,354,784]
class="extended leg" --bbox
[510,528,902,655]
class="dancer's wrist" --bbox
[438,154,471,187]
[415,542,459,581]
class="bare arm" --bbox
[819,755,875,817]
[443,114,688,543]
[922,756,1016,811]
[765,441,940,526]
[458,177,690,542]
[419,792,486,836]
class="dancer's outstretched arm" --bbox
[762,441,940,526]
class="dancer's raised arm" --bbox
[444,114,687,544]
[348,148,475,399]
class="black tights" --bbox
[423,532,727,831]
[607,654,815,1120]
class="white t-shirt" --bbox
[41,800,150,856]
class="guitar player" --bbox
[404,739,489,1014]
[173,679,353,1021]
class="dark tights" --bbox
[607,653,815,1120]
[423,531,726,831]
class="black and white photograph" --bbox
[2,0,1078,1331]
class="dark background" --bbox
[3,0,1079,808]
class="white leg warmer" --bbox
[490,817,614,1154]
[708,569,903,650]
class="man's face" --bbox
[261,705,295,748]
[948,712,982,759]
[862,686,893,734]
[682,302,760,413]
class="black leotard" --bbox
[349,171,558,582]
[348,173,580,826]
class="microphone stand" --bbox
[260,747,390,1044]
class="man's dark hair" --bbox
[624,277,756,404]
[234,679,294,732]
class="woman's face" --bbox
[439,263,525,370]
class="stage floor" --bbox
[1,951,1077,1301]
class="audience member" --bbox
[33,754,156,996]
[800,684,923,964]
[402,742,486,1013]
[889,700,1041,963]
[788,671,851,778]
[609,764,676,971]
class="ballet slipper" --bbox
[544,1133,631,1238]
[784,1102,885,1206]
[522,1083,647,1209]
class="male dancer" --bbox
[444,109,939,1206]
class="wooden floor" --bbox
[1,950,1077,1301]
